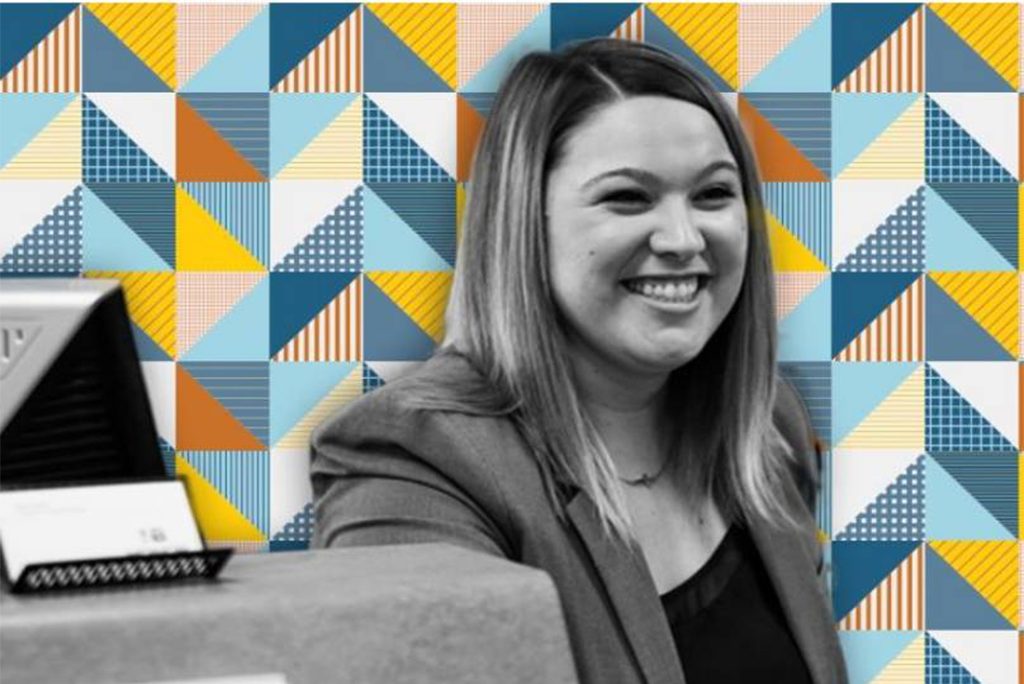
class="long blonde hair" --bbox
[408,39,797,542]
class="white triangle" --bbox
[831,450,921,535]
[930,92,1018,179]
[929,361,1018,449]
[368,93,456,179]
[832,179,920,267]
[86,93,176,178]
[270,180,361,267]
[269,447,314,534]
[0,180,78,257]
[139,361,176,447]
[928,631,1016,684]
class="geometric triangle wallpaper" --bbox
[1,4,1021,677]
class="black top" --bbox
[659,525,813,684]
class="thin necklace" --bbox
[618,455,672,487]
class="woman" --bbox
[312,38,846,684]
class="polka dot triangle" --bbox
[836,186,924,272]
[275,186,364,272]
[837,455,924,541]
[272,502,314,542]
[1,186,82,275]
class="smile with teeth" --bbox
[623,276,704,303]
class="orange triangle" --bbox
[738,97,826,182]
[176,365,265,450]
[176,97,263,181]
[457,95,485,182]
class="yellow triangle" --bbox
[277,96,362,179]
[647,3,738,89]
[872,634,923,683]
[175,455,265,542]
[84,270,176,358]
[88,3,176,89]
[930,272,1018,358]
[176,187,265,272]
[839,365,924,450]
[367,271,453,342]
[930,540,1019,626]
[931,3,1019,90]
[368,3,456,89]
[0,96,81,179]
[277,364,363,448]
[840,97,924,180]
[768,212,827,272]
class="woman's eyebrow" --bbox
[580,160,739,192]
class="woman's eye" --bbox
[696,185,737,203]
[600,190,649,205]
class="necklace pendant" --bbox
[638,473,653,487]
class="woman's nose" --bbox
[648,199,706,256]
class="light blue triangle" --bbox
[925,185,1012,270]
[832,362,918,445]
[82,186,170,271]
[839,632,919,684]
[778,276,831,361]
[832,94,919,176]
[363,186,450,271]
[269,362,358,446]
[182,278,269,362]
[0,93,74,168]
[926,455,1013,540]
[181,8,269,93]
[270,94,355,177]
[462,8,551,93]
[744,7,831,92]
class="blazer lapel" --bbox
[747,518,844,684]
[566,490,686,684]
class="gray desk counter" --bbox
[1,544,579,684]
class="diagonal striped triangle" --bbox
[277,365,363,448]
[838,97,923,179]
[277,96,361,179]
[366,271,452,342]
[181,450,268,536]
[838,365,923,450]
[930,3,1018,90]
[88,2,176,89]
[176,454,265,542]
[930,272,1017,358]
[930,540,1019,627]
[768,213,827,272]
[367,3,455,89]
[646,3,737,89]
[0,96,80,179]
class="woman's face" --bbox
[544,95,748,381]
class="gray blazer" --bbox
[311,353,848,684]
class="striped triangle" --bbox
[925,184,1013,271]
[181,363,268,447]
[0,3,77,78]
[270,94,353,175]
[646,3,737,89]
[366,271,452,343]
[925,365,1015,452]
[363,7,449,92]
[738,97,825,182]
[363,185,450,271]
[368,3,455,90]
[926,454,1015,540]
[925,278,1014,361]
[870,634,923,682]
[175,365,263,450]
[88,3,176,89]
[768,213,827,272]
[930,272,1017,359]
[176,187,264,272]
[832,541,921,621]
[929,3,1018,91]
[273,7,362,93]
[269,272,358,355]
[744,93,830,178]
[86,270,175,358]
[838,97,923,179]
[643,7,731,92]
[0,96,80,179]
[0,6,80,92]
[762,183,831,267]
[277,365,363,448]
[276,95,361,179]
[929,541,1018,627]
[835,8,923,93]
[274,186,363,272]
[176,455,264,542]
[82,186,169,271]
[176,96,264,181]
[838,365,923,450]
[269,4,358,87]
[368,183,455,267]
[269,362,356,445]
[836,544,923,629]
[831,3,918,88]
[362,278,437,360]
[81,8,169,92]
[180,94,268,178]
[932,452,1018,538]
[181,451,268,536]
[931,183,1018,269]
[272,276,362,362]
[836,187,924,272]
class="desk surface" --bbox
[2,544,579,684]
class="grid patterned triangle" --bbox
[925,98,1014,182]
[837,455,924,540]
[363,363,386,392]
[925,366,1014,451]
[363,98,451,182]
[837,186,924,272]
[1,187,82,274]
[275,187,363,272]
[924,634,979,683]
[83,98,171,183]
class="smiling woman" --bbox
[311,38,847,684]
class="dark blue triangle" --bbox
[82,9,170,92]
[831,541,919,620]
[82,97,172,183]
[366,182,456,266]
[931,452,1018,538]
[925,365,1015,452]
[158,437,175,477]
[270,272,358,355]
[0,4,77,78]
[925,546,1012,629]
[88,182,175,269]
[363,279,436,361]
[925,279,1012,361]
[831,272,919,357]
[551,3,640,50]
[925,634,980,683]
[832,4,918,88]
[269,3,359,87]
[363,9,450,92]
[363,363,386,393]
[643,8,732,92]
[925,8,1013,92]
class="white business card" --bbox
[0,480,204,581]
